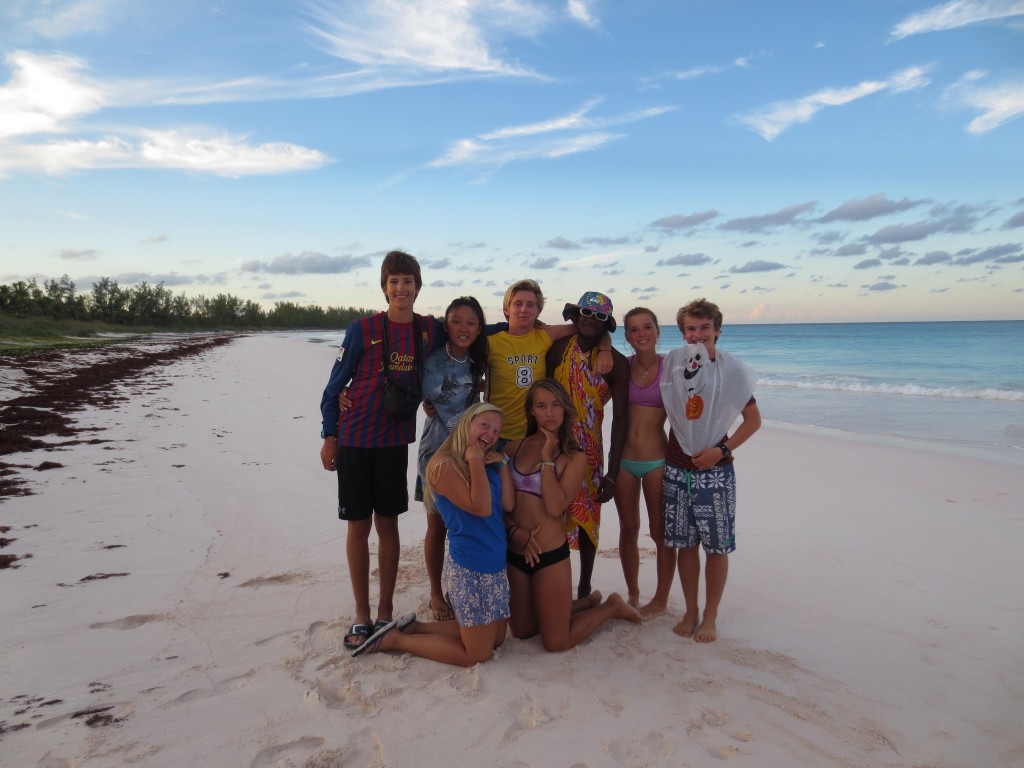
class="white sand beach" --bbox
[1,332,1022,767]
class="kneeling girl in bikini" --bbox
[503,379,641,652]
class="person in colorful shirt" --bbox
[318,250,442,651]
[547,291,629,600]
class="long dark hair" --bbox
[444,296,488,383]
[524,378,579,454]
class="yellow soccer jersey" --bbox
[486,328,552,440]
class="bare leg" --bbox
[576,530,596,599]
[424,512,453,620]
[374,514,400,623]
[534,559,641,652]
[639,467,672,617]
[376,619,507,667]
[673,546,701,638]
[507,564,538,640]
[694,553,728,643]
[614,472,642,607]
[346,519,374,634]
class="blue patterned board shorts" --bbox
[442,557,510,627]
[662,463,737,554]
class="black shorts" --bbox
[336,445,409,521]
[506,541,571,575]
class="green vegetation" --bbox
[0,275,372,353]
[0,276,376,354]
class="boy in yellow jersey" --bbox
[486,279,613,443]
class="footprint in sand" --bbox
[307,674,381,716]
[684,709,753,759]
[89,614,165,630]
[448,665,484,693]
[249,737,326,768]
[238,571,312,588]
[606,730,673,764]
[169,670,254,705]
[501,693,551,743]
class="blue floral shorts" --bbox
[662,463,737,554]
[442,558,510,627]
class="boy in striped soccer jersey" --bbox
[320,250,443,651]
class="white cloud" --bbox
[945,72,1024,133]
[305,0,547,76]
[0,51,330,177]
[669,52,759,82]
[567,0,599,28]
[0,51,106,138]
[480,100,676,140]
[890,0,1024,40]
[563,247,645,266]
[429,131,620,168]
[736,66,930,140]
[0,129,330,177]
[429,98,671,173]
[0,0,123,41]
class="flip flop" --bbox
[352,613,417,658]
[342,622,371,651]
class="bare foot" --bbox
[570,590,602,615]
[694,615,718,643]
[430,594,454,622]
[638,599,668,619]
[627,592,641,609]
[672,611,699,637]
[605,592,643,623]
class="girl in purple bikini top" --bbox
[628,354,664,409]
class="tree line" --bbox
[0,275,372,329]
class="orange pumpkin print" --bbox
[686,395,704,420]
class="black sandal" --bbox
[342,622,371,650]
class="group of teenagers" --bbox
[319,250,761,667]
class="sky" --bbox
[1,0,1022,325]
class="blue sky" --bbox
[1,0,1022,324]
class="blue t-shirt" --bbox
[434,464,506,574]
[417,346,480,480]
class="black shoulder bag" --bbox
[380,315,423,421]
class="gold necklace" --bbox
[635,355,657,378]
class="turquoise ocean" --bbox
[307,319,1024,465]
[611,320,1024,464]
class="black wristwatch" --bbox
[717,440,732,459]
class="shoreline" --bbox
[1,333,1021,766]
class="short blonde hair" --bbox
[502,279,544,319]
